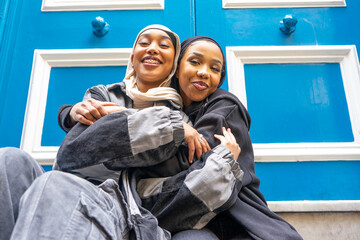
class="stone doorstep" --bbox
[278,212,360,240]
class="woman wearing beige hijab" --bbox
[6,25,241,239]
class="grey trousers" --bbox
[0,147,44,240]
[10,171,131,240]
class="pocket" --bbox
[62,192,129,240]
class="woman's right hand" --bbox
[69,99,116,126]
[214,127,241,160]
[182,121,211,164]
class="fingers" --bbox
[214,134,225,143]
[222,127,232,142]
[183,122,211,163]
[100,101,116,107]
[104,106,127,114]
[215,127,241,159]
[202,137,211,152]
[188,140,195,164]
[88,99,106,117]
[222,127,236,144]
[195,141,201,160]
[227,128,236,142]
[70,98,114,126]
[77,115,94,126]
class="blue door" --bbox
[195,0,360,213]
[0,0,194,160]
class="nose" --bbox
[146,42,159,55]
[197,66,210,79]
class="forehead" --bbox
[185,41,223,62]
[139,29,171,39]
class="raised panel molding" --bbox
[223,0,346,9]
[42,0,164,12]
[226,45,360,162]
[21,48,132,165]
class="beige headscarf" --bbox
[123,24,183,109]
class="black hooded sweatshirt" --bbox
[181,88,302,240]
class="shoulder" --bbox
[208,89,242,106]
[86,82,127,103]
[206,89,251,129]
[89,82,126,95]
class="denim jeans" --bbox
[10,171,131,240]
[0,148,44,240]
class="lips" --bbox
[142,56,162,66]
[192,81,209,91]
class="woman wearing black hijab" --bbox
[166,36,303,240]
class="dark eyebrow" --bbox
[190,51,223,65]
[139,33,171,41]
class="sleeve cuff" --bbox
[170,110,185,148]
[212,145,244,181]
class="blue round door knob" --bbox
[92,16,110,37]
[280,15,298,35]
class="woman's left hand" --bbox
[214,127,241,160]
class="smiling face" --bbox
[131,29,175,92]
[176,40,223,107]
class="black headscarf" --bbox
[171,36,226,93]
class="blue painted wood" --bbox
[0,0,24,134]
[196,0,360,46]
[0,0,195,147]
[41,66,127,146]
[41,165,52,172]
[245,63,353,143]
[255,161,360,201]
[195,0,360,201]
[0,0,10,42]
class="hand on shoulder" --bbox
[69,98,117,126]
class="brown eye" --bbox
[211,66,221,72]
[160,43,170,48]
[189,59,200,65]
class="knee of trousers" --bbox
[0,147,43,176]
[24,171,101,201]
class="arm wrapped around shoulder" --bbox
[55,106,185,176]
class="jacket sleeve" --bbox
[192,98,256,187]
[58,104,73,133]
[55,106,185,179]
[137,144,243,232]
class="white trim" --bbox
[42,0,164,12]
[223,0,346,9]
[20,48,132,165]
[268,200,360,212]
[226,45,360,162]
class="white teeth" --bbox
[144,59,160,64]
